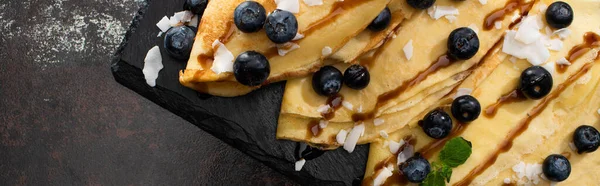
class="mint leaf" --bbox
[420,163,452,186]
[439,137,472,168]
[439,164,452,183]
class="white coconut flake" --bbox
[295,159,306,171]
[388,140,405,154]
[319,120,328,128]
[373,166,394,186]
[453,88,473,99]
[156,31,163,37]
[515,15,542,44]
[397,142,413,164]
[512,161,543,184]
[143,46,163,87]
[547,39,563,51]
[293,33,304,41]
[342,101,354,110]
[173,11,194,23]
[403,39,414,61]
[156,16,171,32]
[275,0,300,13]
[542,61,556,75]
[553,28,572,39]
[445,15,457,23]
[343,124,365,153]
[569,142,577,151]
[479,0,487,5]
[504,178,511,184]
[510,12,522,23]
[503,30,550,66]
[538,3,548,13]
[357,105,363,113]
[317,104,331,114]
[379,130,389,139]
[336,129,348,145]
[303,0,323,6]
[468,24,479,35]
[310,124,319,136]
[332,96,342,107]
[556,57,571,66]
[495,21,502,29]
[322,46,333,56]
[189,15,199,27]
[211,40,235,74]
[597,109,600,115]
[373,118,385,126]
[277,42,301,56]
[427,6,459,20]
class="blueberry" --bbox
[164,26,196,60]
[519,66,553,100]
[234,1,267,33]
[407,0,436,10]
[545,1,573,29]
[265,9,298,44]
[421,109,453,139]
[312,66,343,96]
[573,125,600,154]
[451,95,481,123]
[343,64,370,90]
[184,0,208,15]
[542,154,571,182]
[447,27,479,60]
[233,51,270,86]
[368,7,391,32]
[400,154,431,183]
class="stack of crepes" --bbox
[181,0,600,185]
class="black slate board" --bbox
[111,0,369,185]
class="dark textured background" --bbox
[0,0,295,185]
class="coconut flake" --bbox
[373,118,385,126]
[542,61,556,75]
[342,101,354,110]
[156,16,171,32]
[468,24,479,35]
[512,161,526,179]
[343,124,365,153]
[211,40,235,74]
[319,120,328,128]
[397,142,414,164]
[275,0,300,13]
[379,130,389,139]
[295,159,306,171]
[293,33,304,41]
[494,21,502,29]
[502,30,550,66]
[322,46,333,56]
[553,28,572,39]
[373,165,394,186]
[310,125,319,136]
[445,15,457,23]
[427,6,459,20]
[504,178,511,184]
[403,40,413,60]
[453,88,473,99]
[173,11,194,23]
[510,12,521,23]
[143,46,163,87]
[569,142,577,151]
[336,129,348,145]
[189,15,199,28]
[556,57,571,66]
[538,3,548,13]
[332,96,342,107]
[598,109,600,115]
[515,15,542,44]
[357,105,363,113]
[478,0,487,5]
[512,162,543,184]
[388,140,404,154]
[303,0,323,6]
[277,42,301,56]
[547,39,563,51]
[317,104,331,113]
[157,31,163,37]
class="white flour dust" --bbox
[0,0,144,65]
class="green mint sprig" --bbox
[420,137,472,186]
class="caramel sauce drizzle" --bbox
[361,137,415,186]
[455,62,595,186]
[307,94,344,138]
[484,0,534,31]
[484,89,527,118]
[557,32,600,73]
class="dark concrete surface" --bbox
[0,0,296,185]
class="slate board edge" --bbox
[109,1,347,185]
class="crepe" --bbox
[180,0,414,97]
[276,0,532,147]
[362,1,600,184]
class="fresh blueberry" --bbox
[264,9,298,44]
[447,27,479,60]
[451,95,481,123]
[368,7,391,32]
[573,125,600,154]
[234,1,267,33]
[233,51,270,86]
[545,1,573,29]
[312,66,343,96]
[421,109,453,139]
[184,0,208,15]
[164,26,196,60]
[407,0,436,10]
[542,154,571,182]
[519,66,553,100]
[400,154,431,183]
[343,64,370,90]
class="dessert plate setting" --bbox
[113,0,600,185]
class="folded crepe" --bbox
[277,0,533,147]
[180,0,412,97]
[362,1,600,184]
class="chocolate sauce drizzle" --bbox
[484,89,527,118]
[557,32,600,73]
[484,0,534,31]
